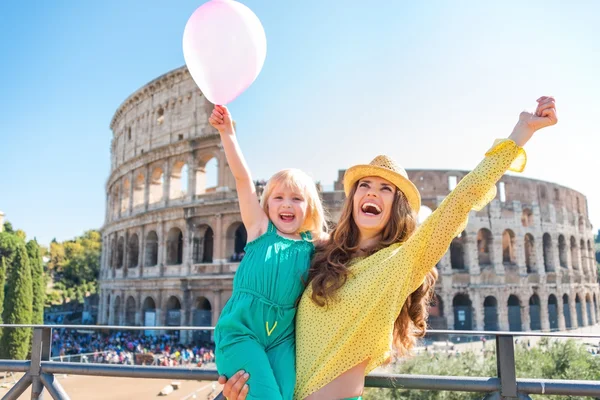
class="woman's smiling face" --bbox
[352,176,397,237]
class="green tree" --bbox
[26,240,45,325]
[47,241,65,273]
[0,231,23,276]
[0,243,33,359]
[0,258,6,324]
[47,230,101,305]
[3,221,14,234]
[0,230,25,344]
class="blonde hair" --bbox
[260,169,328,240]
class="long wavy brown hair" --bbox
[307,181,439,357]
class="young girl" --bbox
[208,105,328,400]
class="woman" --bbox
[221,96,558,399]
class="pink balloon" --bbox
[182,0,267,105]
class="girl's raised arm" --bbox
[209,105,268,242]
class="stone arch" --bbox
[539,185,547,200]
[502,229,517,266]
[192,224,214,264]
[529,294,542,331]
[203,227,214,263]
[116,236,124,269]
[452,294,472,330]
[548,294,559,330]
[543,233,554,272]
[170,160,188,200]
[477,228,493,267]
[524,234,536,273]
[128,234,139,268]
[133,173,145,208]
[586,293,593,325]
[125,296,136,326]
[149,167,164,204]
[498,181,507,202]
[429,294,444,317]
[507,295,522,332]
[165,295,182,326]
[193,296,213,343]
[563,294,572,329]
[450,231,467,270]
[226,222,247,261]
[166,227,184,265]
[121,178,130,214]
[142,296,157,327]
[521,208,534,227]
[483,296,499,331]
[195,296,212,312]
[447,174,458,190]
[145,231,159,267]
[156,106,165,124]
[558,235,568,269]
[580,239,588,277]
[575,294,584,327]
[570,236,579,271]
[113,295,122,325]
[195,153,220,195]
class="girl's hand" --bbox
[510,96,557,146]
[209,105,235,135]
[218,371,249,400]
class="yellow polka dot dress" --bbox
[294,139,527,399]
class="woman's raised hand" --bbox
[217,371,249,400]
[519,96,558,132]
[510,96,557,146]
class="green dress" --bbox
[215,220,314,400]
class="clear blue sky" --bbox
[1,1,598,245]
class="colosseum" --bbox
[98,66,600,342]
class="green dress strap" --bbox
[300,230,312,241]
[267,219,277,235]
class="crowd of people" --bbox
[50,329,215,367]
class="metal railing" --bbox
[1,324,600,399]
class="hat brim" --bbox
[343,164,421,213]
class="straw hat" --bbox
[343,155,421,212]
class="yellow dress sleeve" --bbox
[390,138,526,293]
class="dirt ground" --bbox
[0,373,224,400]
